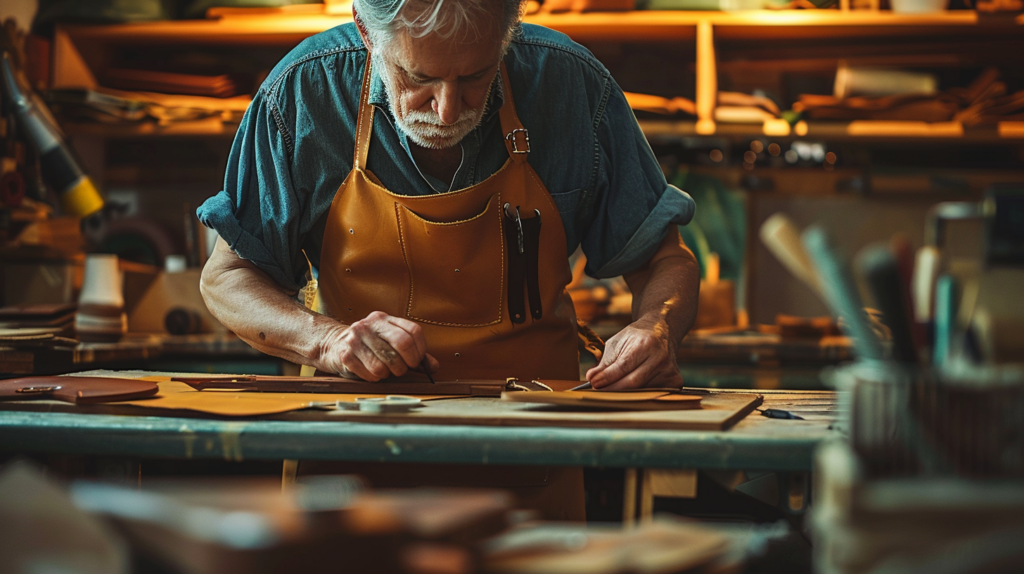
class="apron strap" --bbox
[353,55,376,172]
[498,62,530,164]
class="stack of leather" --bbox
[0,303,76,338]
[104,68,240,98]
[795,68,1024,124]
[623,90,781,123]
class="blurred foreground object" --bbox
[0,461,128,574]
[71,477,512,574]
[812,439,1024,574]
[482,518,730,574]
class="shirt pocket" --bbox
[548,188,583,216]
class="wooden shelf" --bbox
[56,10,1022,46]
[52,10,1024,145]
[640,120,1024,143]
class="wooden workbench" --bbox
[0,373,835,471]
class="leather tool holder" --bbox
[0,376,159,404]
[504,204,543,324]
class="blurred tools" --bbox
[759,213,822,298]
[858,245,918,364]
[1,52,102,218]
[802,226,885,362]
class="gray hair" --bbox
[354,0,525,51]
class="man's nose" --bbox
[431,83,460,125]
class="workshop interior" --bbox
[0,0,1022,572]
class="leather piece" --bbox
[117,380,451,417]
[0,376,158,404]
[317,60,580,382]
[502,390,703,411]
[398,195,504,326]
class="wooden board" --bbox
[318,390,762,431]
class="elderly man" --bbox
[199,0,698,392]
[198,0,699,520]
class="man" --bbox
[198,0,698,389]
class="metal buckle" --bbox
[505,128,530,154]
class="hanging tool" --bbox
[1,51,103,218]
[504,203,543,324]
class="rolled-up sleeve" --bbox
[197,90,308,292]
[581,80,695,279]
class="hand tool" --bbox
[758,408,805,420]
[759,213,823,299]
[419,357,436,384]
[859,244,919,364]
[802,225,885,362]
[1,52,103,218]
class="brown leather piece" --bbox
[0,376,158,404]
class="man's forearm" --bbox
[622,229,700,352]
[200,237,344,370]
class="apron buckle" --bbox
[505,128,530,154]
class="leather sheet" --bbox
[121,378,452,416]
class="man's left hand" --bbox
[584,318,683,390]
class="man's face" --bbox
[374,18,504,150]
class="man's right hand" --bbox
[321,311,438,381]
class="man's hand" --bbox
[585,318,684,390]
[320,311,439,381]
[584,229,699,390]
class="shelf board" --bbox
[62,117,1024,144]
[62,119,238,138]
[56,10,1022,46]
[639,119,1024,143]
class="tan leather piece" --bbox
[117,379,450,416]
[502,390,703,411]
[317,59,580,382]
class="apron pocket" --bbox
[397,194,505,327]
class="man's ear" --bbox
[353,8,373,53]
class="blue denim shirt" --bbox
[197,23,695,292]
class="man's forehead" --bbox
[387,24,503,76]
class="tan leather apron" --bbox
[299,59,585,521]
[316,60,579,382]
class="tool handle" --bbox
[859,245,918,364]
[802,226,886,361]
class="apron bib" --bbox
[315,58,579,381]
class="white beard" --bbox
[375,53,491,150]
